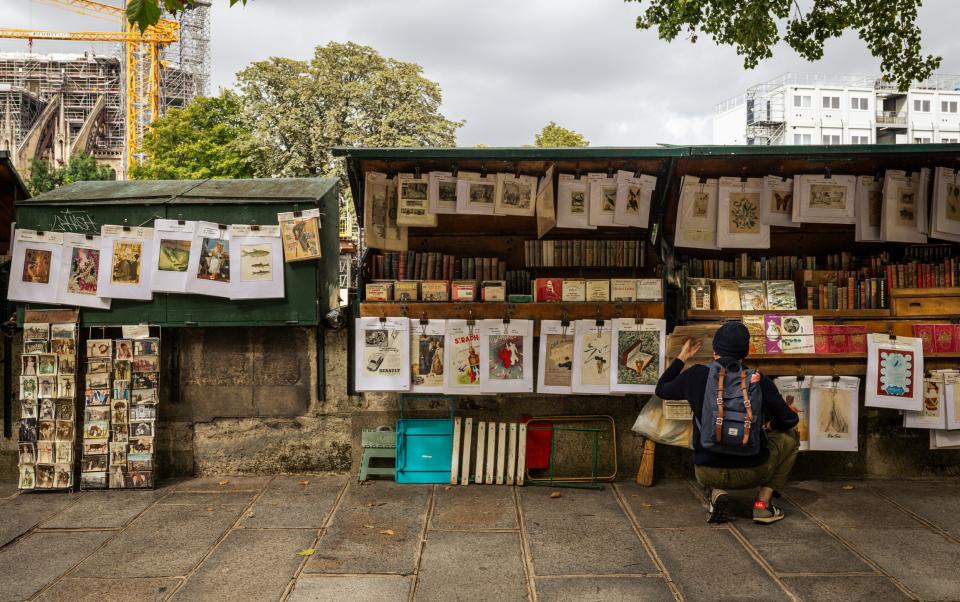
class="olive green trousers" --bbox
[694,429,800,495]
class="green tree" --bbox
[126,0,248,32]
[534,122,589,148]
[236,41,462,180]
[28,152,115,196]
[132,91,255,180]
[628,0,940,90]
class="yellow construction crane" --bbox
[0,0,180,174]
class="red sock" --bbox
[753,500,767,510]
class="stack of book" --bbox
[524,239,646,268]
[371,251,507,282]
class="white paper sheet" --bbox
[760,176,798,228]
[8,229,64,304]
[354,317,410,392]
[396,173,437,226]
[537,320,575,394]
[773,376,812,450]
[228,224,285,300]
[610,318,665,394]
[904,374,951,430]
[479,319,534,393]
[444,319,484,395]
[455,171,496,215]
[150,219,195,293]
[945,380,960,430]
[881,170,928,243]
[185,221,231,298]
[792,174,856,224]
[587,173,622,227]
[932,428,960,449]
[613,170,656,228]
[929,167,960,242]
[536,165,556,238]
[410,319,446,394]
[364,171,407,251]
[674,175,719,249]
[854,175,883,242]
[572,319,612,394]
[58,233,110,309]
[808,375,860,452]
[98,225,154,301]
[865,333,923,411]
[717,177,769,249]
[494,173,537,217]
[556,174,596,230]
[428,171,458,215]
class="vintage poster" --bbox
[428,171,458,215]
[535,165,556,238]
[537,320,575,395]
[610,318,665,394]
[760,175,798,228]
[7,229,64,304]
[614,170,656,228]
[717,177,770,249]
[409,319,446,394]
[674,175,719,249]
[149,219,195,293]
[587,173,623,228]
[572,319,612,394]
[397,172,437,226]
[98,226,154,300]
[479,319,534,393]
[278,208,322,262]
[773,376,812,450]
[494,173,537,217]
[57,233,110,309]
[556,173,596,230]
[904,373,953,429]
[184,221,231,298]
[443,319,484,395]
[808,375,860,452]
[854,175,883,242]
[363,171,407,251]
[353,317,410,392]
[865,333,924,411]
[229,225,285,300]
[792,174,857,224]
[455,171,496,216]
[881,169,929,243]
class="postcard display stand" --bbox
[18,312,79,491]
[81,327,160,490]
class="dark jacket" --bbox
[654,358,799,468]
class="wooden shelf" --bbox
[890,287,960,298]
[687,309,891,320]
[739,351,960,376]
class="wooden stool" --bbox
[358,426,396,481]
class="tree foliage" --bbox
[126,0,248,33]
[627,0,941,90]
[28,152,115,196]
[132,91,255,180]
[534,122,590,148]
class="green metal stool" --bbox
[358,426,396,481]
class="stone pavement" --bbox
[1,476,959,601]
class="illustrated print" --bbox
[544,334,574,387]
[877,349,914,397]
[728,192,760,234]
[438,181,457,204]
[411,334,444,387]
[809,184,847,209]
[819,387,851,437]
[489,335,524,380]
[111,241,142,285]
[868,191,883,227]
[691,192,709,218]
[240,244,273,282]
[896,191,916,226]
[616,330,659,386]
[401,181,428,200]
[371,184,388,240]
[772,191,793,214]
[922,380,941,417]
[570,191,586,214]
[280,217,320,260]
[580,330,611,386]
[158,239,191,272]
[601,186,617,213]
[502,181,532,209]
[947,183,960,222]
[783,389,810,444]
[452,332,482,386]
[626,185,641,214]
[197,238,230,282]
[22,248,52,284]
[362,329,402,378]
[67,247,99,295]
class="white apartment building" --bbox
[713,73,960,146]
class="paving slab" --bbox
[734,498,871,574]
[0,482,19,499]
[869,480,960,538]
[71,502,245,578]
[0,531,113,601]
[34,577,181,602]
[834,527,960,601]
[430,486,518,531]
[40,491,165,530]
[171,528,315,602]
[781,575,911,602]
[415,531,527,602]
[241,475,346,529]
[616,481,708,528]
[174,475,273,491]
[0,492,78,547]
[646,528,787,601]
[519,487,655,576]
[303,482,429,575]
[535,576,675,601]
[287,575,411,602]
[154,491,257,506]
[786,482,919,530]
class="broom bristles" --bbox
[636,438,656,487]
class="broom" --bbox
[636,438,656,486]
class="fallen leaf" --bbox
[638,502,653,509]
[363,524,375,529]
[380,529,396,536]
[841,485,855,491]
[444,486,452,490]
[297,548,316,557]
[300,480,310,486]
[218,480,229,486]
[246,511,255,518]
[206,507,213,512]
[549,491,561,499]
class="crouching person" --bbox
[655,322,800,524]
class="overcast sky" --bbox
[4,0,959,146]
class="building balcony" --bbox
[876,111,907,127]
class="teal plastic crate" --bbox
[394,397,454,484]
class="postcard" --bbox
[80,472,107,489]
[87,339,112,358]
[130,421,155,438]
[134,338,160,357]
[85,373,110,390]
[133,356,159,373]
[57,375,75,399]
[50,338,75,356]
[38,354,58,376]
[38,420,55,441]
[20,376,38,401]
[87,358,112,374]
[85,389,110,406]
[18,465,35,489]
[37,442,55,464]
[23,322,50,341]
[131,388,157,404]
[18,442,35,465]
[82,439,109,455]
[36,464,55,488]
[38,376,57,399]
[50,323,75,340]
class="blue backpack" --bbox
[698,360,764,456]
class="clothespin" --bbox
[824,167,832,180]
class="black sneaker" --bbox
[752,500,785,524]
[707,488,730,523]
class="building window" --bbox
[822,96,840,109]
[822,134,841,145]
[851,135,870,144]
[942,137,959,144]
[794,95,811,108]
[794,133,812,144]
[850,97,869,110]
[914,99,931,112]
[914,136,932,143]
[942,100,959,113]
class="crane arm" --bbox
[0,27,177,43]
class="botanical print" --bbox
[692,192,709,217]
[280,216,321,261]
[543,333,574,387]
[411,334,444,389]
[896,190,917,227]
[570,190,586,214]
[111,241,142,285]
[580,330,611,387]
[67,247,100,295]
[947,183,960,222]
[488,335,524,380]
[818,387,852,438]
[616,330,659,386]
[157,239,191,272]
[868,190,883,227]
[770,191,792,215]
[728,193,760,234]
[240,244,273,282]
[22,248,52,284]
[809,184,847,209]
[197,237,230,282]
[362,329,403,378]
[877,348,914,397]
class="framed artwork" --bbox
[494,173,537,217]
[572,319,612,395]
[427,171,458,215]
[479,319,534,393]
[808,376,860,452]
[409,319,446,394]
[396,172,437,227]
[455,171,496,216]
[556,174,595,230]
[58,233,110,309]
[760,175,798,228]
[854,175,883,242]
[792,174,857,224]
[537,320,575,395]
[929,166,960,242]
[880,169,928,243]
[587,173,622,228]
[363,171,407,251]
[610,318,665,394]
[98,225,154,300]
[149,219,195,293]
[773,376,811,450]
[865,333,923,411]
[7,229,64,304]
[674,176,719,249]
[614,170,656,228]
[717,177,769,249]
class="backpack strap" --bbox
[740,370,753,446]
[714,366,726,443]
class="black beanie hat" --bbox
[713,321,751,359]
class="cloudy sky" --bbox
[4,0,959,146]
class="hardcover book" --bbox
[534,278,563,302]
[585,280,610,302]
[561,279,586,302]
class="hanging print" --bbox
[410,319,446,394]
[353,317,410,392]
[98,226,154,300]
[717,177,770,249]
[674,175,719,249]
[58,233,110,309]
[279,208,323,261]
[443,319,484,395]
[572,319,612,394]
[150,219,196,293]
[556,174,596,230]
[7,229,64,304]
[613,170,656,228]
[774,376,811,450]
[537,320,575,394]
[480,319,534,393]
[865,333,923,411]
[904,373,953,429]
[610,318,665,394]
[808,375,860,451]
[229,225,285,300]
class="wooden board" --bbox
[475,421,487,485]
[460,417,473,486]
[450,417,462,486]
[23,308,80,324]
[687,309,891,320]
[517,423,527,487]
[507,423,518,486]
[485,423,496,485]
[496,423,507,485]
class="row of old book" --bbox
[672,320,869,356]
[523,239,646,268]
[364,276,664,304]
[914,323,960,354]
[684,252,891,281]
[370,252,508,282]
[688,276,890,311]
